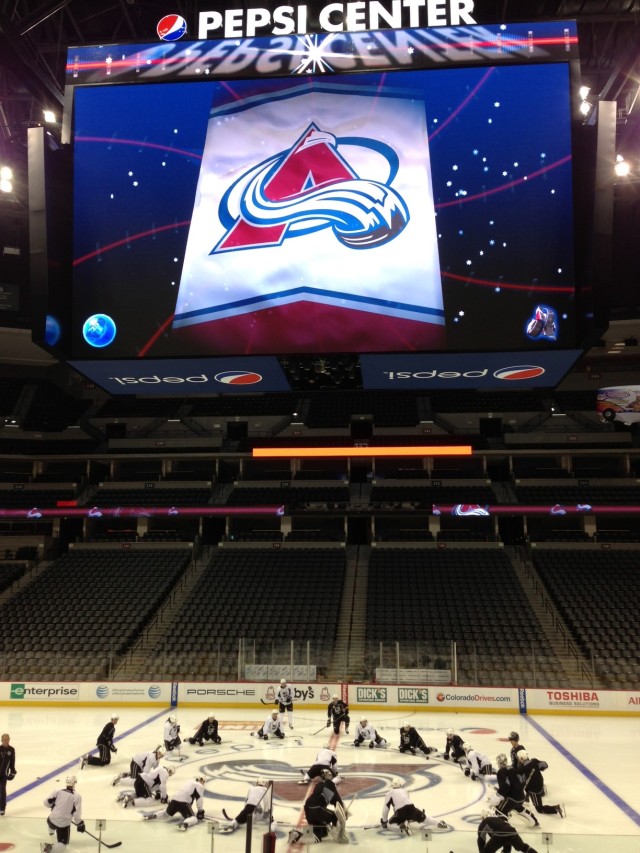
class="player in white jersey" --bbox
[227,778,274,831]
[163,714,181,752]
[119,765,175,808]
[464,744,494,780]
[112,745,165,786]
[143,775,206,830]
[299,745,341,784]
[252,710,285,740]
[381,779,448,836]
[41,775,85,852]
[353,717,387,749]
[275,678,295,729]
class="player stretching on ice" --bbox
[252,710,285,740]
[327,694,350,735]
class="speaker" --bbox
[226,421,248,440]
[105,423,126,440]
[351,418,373,439]
[479,418,502,438]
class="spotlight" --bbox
[0,165,13,194]
[614,155,631,178]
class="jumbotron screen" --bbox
[54,21,578,360]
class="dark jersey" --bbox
[0,744,16,778]
[327,700,348,721]
[520,757,548,795]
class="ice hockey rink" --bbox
[2,706,639,852]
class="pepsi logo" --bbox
[493,365,545,381]
[214,371,262,385]
[157,14,187,42]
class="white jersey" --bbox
[133,750,159,773]
[467,749,491,776]
[164,720,179,741]
[172,780,204,810]
[355,723,377,741]
[141,766,172,800]
[246,783,271,810]
[276,685,294,705]
[315,747,338,769]
[44,787,83,828]
[261,716,285,737]
[381,788,411,821]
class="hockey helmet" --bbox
[517,750,529,763]
[169,714,178,724]
[332,694,339,700]
[321,768,334,781]
[446,728,454,737]
[66,775,77,787]
[111,715,120,722]
[508,731,519,741]
[208,713,216,721]
[403,722,411,731]
[463,743,473,754]
[496,753,508,767]
[257,777,268,787]
[271,710,279,717]
[155,745,166,758]
[280,678,287,686]
[360,717,368,724]
[391,778,403,789]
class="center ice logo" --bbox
[214,124,409,254]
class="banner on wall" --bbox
[525,688,640,714]
[350,684,518,710]
[179,681,340,706]
[0,681,173,705]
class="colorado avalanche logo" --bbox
[452,504,490,517]
[214,124,409,254]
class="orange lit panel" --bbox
[253,446,473,458]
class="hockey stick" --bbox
[312,724,329,736]
[222,808,233,821]
[261,699,278,706]
[82,828,122,848]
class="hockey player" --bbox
[399,722,436,757]
[275,678,295,729]
[299,745,341,785]
[143,774,206,831]
[488,754,539,827]
[188,714,221,746]
[380,778,448,836]
[0,732,16,816]
[112,745,165,787]
[353,717,387,749]
[296,769,347,843]
[252,710,285,740]
[509,731,526,768]
[41,775,85,852]
[443,728,466,762]
[226,778,273,831]
[518,751,565,817]
[80,715,118,768]
[477,807,540,853]
[119,765,175,808]
[327,694,350,735]
[164,714,181,752]
[463,744,494,780]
